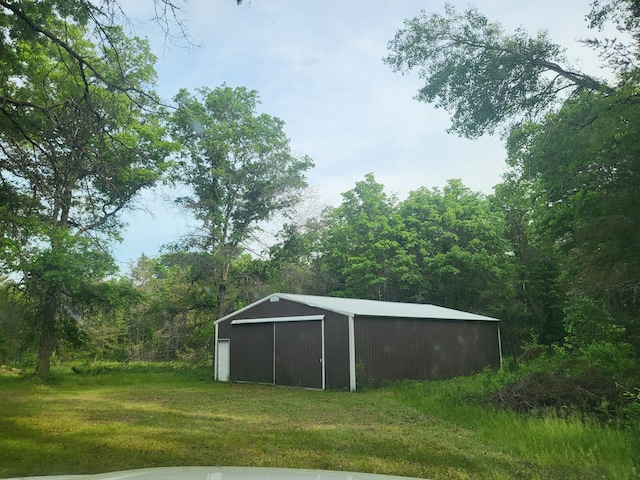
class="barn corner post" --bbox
[348,315,356,392]
[213,322,219,381]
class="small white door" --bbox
[217,340,230,381]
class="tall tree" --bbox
[386,1,640,354]
[170,85,313,317]
[318,174,413,301]
[0,1,182,115]
[491,172,564,347]
[384,3,611,139]
[585,0,640,73]
[505,87,640,351]
[122,253,219,361]
[0,18,170,376]
[316,176,515,315]
[0,282,30,364]
[259,218,330,296]
[398,179,515,316]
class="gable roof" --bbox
[216,293,499,323]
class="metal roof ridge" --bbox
[216,293,499,322]
[272,293,499,321]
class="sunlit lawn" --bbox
[0,364,637,479]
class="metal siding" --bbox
[274,321,323,388]
[217,318,232,339]
[323,311,351,389]
[222,297,351,390]
[234,298,315,320]
[355,317,500,386]
[217,298,309,341]
[221,295,500,390]
[230,323,274,384]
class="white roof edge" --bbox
[231,314,325,325]
[275,293,500,322]
[216,293,499,322]
[214,293,281,324]
[277,294,354,318]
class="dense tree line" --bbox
[384,0,640,412]
[0,167,605,365]
[0,0,638,412]
[0,0,307,374]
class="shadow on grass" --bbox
[0,372,630,480]
[0,403,533,480]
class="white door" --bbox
[217,340,230,381]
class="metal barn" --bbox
[214,293,502,391]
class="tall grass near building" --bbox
[0,362,637,480]
[396,376,638,479]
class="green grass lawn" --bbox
[0,363,637,479]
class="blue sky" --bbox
[113,0,617,270]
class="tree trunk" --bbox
[36,294,57,378]
[216,277,228,320]
[215,253,232,320]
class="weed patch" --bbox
[491,370,636,422]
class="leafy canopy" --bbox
[385,3,610,138]
[170,85,314,255]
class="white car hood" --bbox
[8,466,427,480]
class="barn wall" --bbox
[354,317,500,386]
[274,320,323,388]
[217,297,310,339]
[219,298,351,389]
[217,316,232,339]
[323,311,350,389]
[234,298,316,319]
[230,322,273,383]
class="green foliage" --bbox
[95,254,220,362]
[399,179,515,314]
[0,5,171,375]
[492,173,564,349]
[478,334,639,426]
[355,360,376,391]
[505,85,640,356]
[170,85,313,253]
[564,296,624,347]
[511,90,640,298]
[259,221,329,295]
[562,295,635,374]
[385,3,608,138]
[42,248,274,366]
[169,85,313,316]
[622,388,640,424]
[317,175,515,320]
[0,283,30,364]
[2,0,638,389]
[387,0,640,381]
[319,174,411,300]
[25,231,116,297]
[585,0,640,73]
